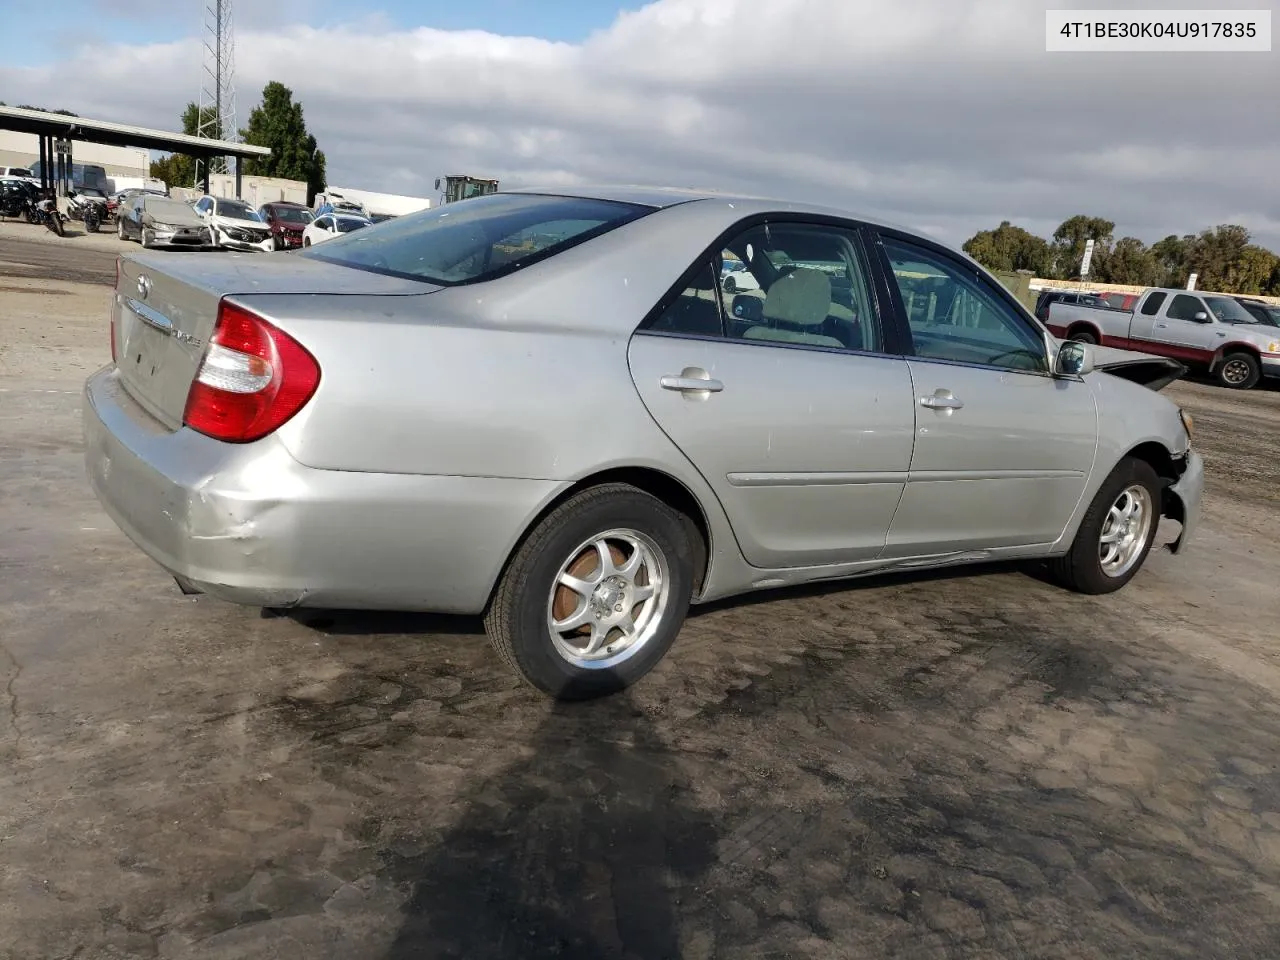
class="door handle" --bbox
[1156,322,1167,328]
[661,372,723,393]
[919,390,963,411]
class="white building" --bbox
[0,130,148,181]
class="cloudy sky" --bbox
[2,0,1277,250]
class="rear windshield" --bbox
[299,192,653,285]
[335,217,369,233]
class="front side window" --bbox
[1166,294,1206,321]
[300,192,653,286]
[882,237,1047,373]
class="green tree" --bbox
[961,221,1052,275]
[239,81,327,203]
[1151,234,1194,287]
[1049,215,1115,280]
[1224,245,1279,295]
[1098,236,1160,286]
[1187,224,1252,292]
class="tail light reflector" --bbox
[182,299,320,443]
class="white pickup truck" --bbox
[1046,286,1280,390]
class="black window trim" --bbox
[633,211,911,360]
[1139,291,1167,316]
[866,226,1055,378]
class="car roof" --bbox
[501,183,920,234]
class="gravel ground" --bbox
[2,228,1280,959]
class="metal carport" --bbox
[0,105,270,198]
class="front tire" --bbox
[1215,351,1260,390]
[1047,457,1161,595]
[483,484,695,700]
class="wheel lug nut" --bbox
[615,604,623,612]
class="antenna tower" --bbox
[196,0,236,183]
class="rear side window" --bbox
[1140,292,1167,315]
[300,193,653,285]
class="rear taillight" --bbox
[182,299,320,443]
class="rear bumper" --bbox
[82,366,564,613]
[1164,449,1204,555]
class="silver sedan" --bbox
[83,187,1204,699]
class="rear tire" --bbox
[1215,351,1260,390]
[1047,457,1161,595]
[1068,328,1098,344]
[483,483,695,700]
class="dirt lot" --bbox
[3,221,1280,959]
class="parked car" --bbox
[0,176,39,219]
[721,261,761,293]
[1100,292,1140,311]
[1034,289,1112,322]
[258,201,314,250]
[116,194,216,249]
[192,196,274,252]
[1234,297,1280,327]
[84,187,1203,700]
[302,212,371,246]
[1046,287,1280,389]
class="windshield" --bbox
[145,198,196,220]
[1204,296,1260,324]
[270,206,313,224]
[1238,301,1280,327]
[300,192,654,285]
[215,199,263,221]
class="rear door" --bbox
[870,231,1098,558]
[628,218,917,569]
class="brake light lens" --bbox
[182,299,320,443]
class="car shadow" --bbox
[378,695,719,959]
[281,559,1076,641]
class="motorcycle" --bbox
[63,190,107,233]
[33,198,65,236]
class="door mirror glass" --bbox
[1055,340,1095,377]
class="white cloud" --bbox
[4,0,1277,250]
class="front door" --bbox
[628,221,917,569]
[873,233,1099,558]
[1143,292,1236,367]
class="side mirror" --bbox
[1055,340,1095,377]
[1193,311,1209,322]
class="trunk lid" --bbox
[113,252,439,429]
